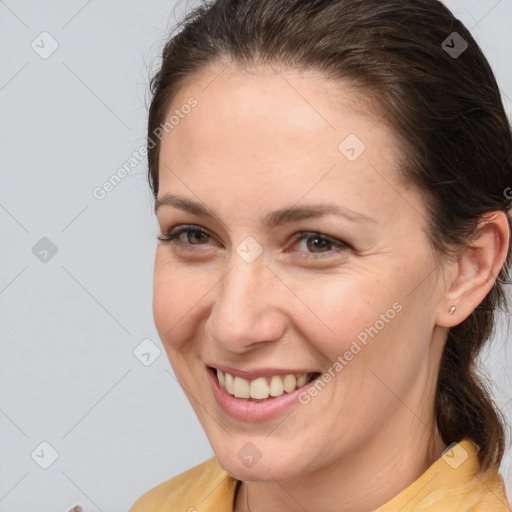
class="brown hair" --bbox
[146,0,512,471]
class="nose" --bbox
[207,252,287,353]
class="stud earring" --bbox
[449,305,456,314]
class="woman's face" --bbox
[153,65,448,481]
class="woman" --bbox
[131,0,512,510]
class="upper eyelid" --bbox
[167,224,212,239]
[162,224,348,249]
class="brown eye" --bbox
[157,225,212,248]
[305,236,332,252]
[290,232,350,259]
[183,229,209,244]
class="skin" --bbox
[152,64,510,512]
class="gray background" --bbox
[1,1,511,511]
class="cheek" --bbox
[289,272,392,357]
[152,255,213,350]
[293,267,428,398]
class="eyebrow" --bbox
[154,193,377,227]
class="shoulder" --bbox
[412,464,510,511]
[427,439,511,511]
[461,464,510,511]
[377,439,511,511]
[130,456,239,512]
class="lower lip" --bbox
[206,366,319,422]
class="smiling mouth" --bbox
[208,366,321,401]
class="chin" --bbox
[213,443,309,482]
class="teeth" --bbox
[296,373,307,387]
[225,372,234,395]
[283,374,297,393]
[216,369,312,400]
[250,377,270,399]
[217,369,225,388]
[269,375,284,396]
[233,376,250,398]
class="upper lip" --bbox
[207,363,320,381]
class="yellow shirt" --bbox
[130,439,510,511]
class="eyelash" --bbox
[157,224,350,260]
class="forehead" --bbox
[157,65,420,227]
[166,64,385,146]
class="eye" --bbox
[288,231,350,259]
[157,224,213,252]
[157,225,350,259]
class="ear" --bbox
[436,211,510,328]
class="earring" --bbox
[449,305,456,315]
